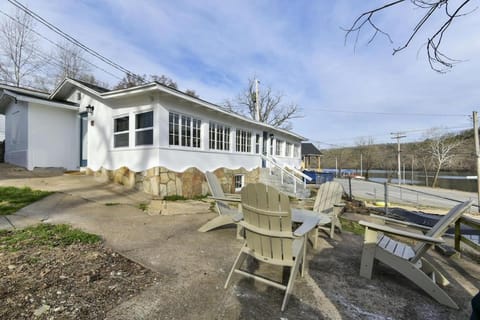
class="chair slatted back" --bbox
[241,183,294,262]
[205,171,230,215]
[313,181,344,213]
[411,200,472,263]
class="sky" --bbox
[1,0,479,149]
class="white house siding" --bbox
[67,89,302,172]
[5,101,28,168]
[27,103,79,170]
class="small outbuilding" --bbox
[301,142,322,171]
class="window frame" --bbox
[234,174,245,192]
[235,129,252,153]
[134,110,154,146]
[275,139,284,156]
[113,114,130,148]
[209,122,231,151]
[285,142,292,157]
[168,111,201,149]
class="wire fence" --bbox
[336,177,479,214]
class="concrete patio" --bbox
[0,166,477,319]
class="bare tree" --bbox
[345,0,475,72]
[0,8,42,86]
[225,78,302,129]
[150,74,178,89]
[355,136,377,180]
[425,129,462,187]
[113,73,146,89]
[185,89,199,98]
[53,41,91,84]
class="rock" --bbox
[8,264,15,270]
[33,304,50,317]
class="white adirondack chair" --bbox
[292,181,344,247]
[198,171,242,232]
[359,200,473,309]
[224,183,318,311]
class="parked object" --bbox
[359,200,473,309]
[198,171,242,232]
[292,181,344,247]
[224,183,318,311]
[303,170,334,184]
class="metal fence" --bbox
[336,177,479,213]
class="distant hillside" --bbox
[320,129,476,174]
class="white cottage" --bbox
[0,79,308,197]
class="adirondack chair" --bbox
[198,171,242,233]
[292,181,344,247]
[359,200,473,309]
[224,183,319,311]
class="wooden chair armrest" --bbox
[224,193,241,199]
[232,212,243,223]
[369,214,431,231]
[359,220,444,244]
[208,196,241,203]
[293,215,321,237]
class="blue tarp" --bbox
[303,171,334,184]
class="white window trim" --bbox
[168,111,201,149]
[134,110,154,147]
[235,128,252,153]
[234,174,245,192]
[209,121,231,151]
[113,114,130,149]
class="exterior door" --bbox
[80,113,88,167]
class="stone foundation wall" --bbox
[85,166,260,198]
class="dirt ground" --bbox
[0,242,157,319]
[0,164,478,319]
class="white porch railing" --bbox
[260,155,311,196]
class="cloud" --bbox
[1,0,479,147]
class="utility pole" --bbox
[360,153,363,177]
[391,132,406,186]
[473,111,480,213]
[255,79,260,121]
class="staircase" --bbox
[259,156,311,199]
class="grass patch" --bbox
[163,195,187,201]
[339,217,365,236]
[105,202,120,206]
[0,186,52,216]
[0,224,101,251]
[138,203,148,211]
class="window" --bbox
[114,116,129,148]
[192,119,201,148]
[234,174,244,192]
[209,122,230,151]
[293,144,300,158]
[285,142,292,157]
[169,113,179,145]
[235,129,252,153]
[135,111,153,146]
[255,134,260,154]
[169,112,201,148]
[181,115,191,147]
[275,140,284,156]
[270,136,274,156]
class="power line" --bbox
[0,8,122,81]
[7,0,138,80]
[310,108,468,117]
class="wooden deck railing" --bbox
[455,216,480,252]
